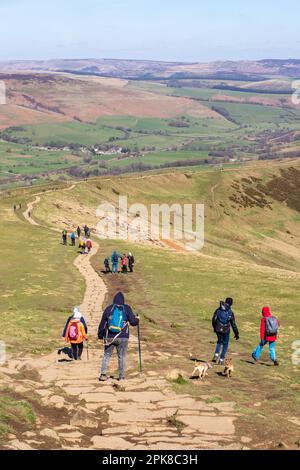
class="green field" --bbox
[1,76,300,188]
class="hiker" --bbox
[86,238,93,253]
[98,292,139,381]
[78,237,86,254]
[121,254,128,273]
[63,307,88,360]
[13,204,16,212]
[28,211,31,218]
[62,229,67,245]
[104,257,111,273]
[111,250,121,273]
[252,306,280,366]
[70,231,76,246]
[128,252,135,273]
[84,225,90,237]
[212,297,239,365]
[77,226,81,238]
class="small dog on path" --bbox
[191,361,213,380]
[223,358,234,378]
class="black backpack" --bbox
[265,316,279,336]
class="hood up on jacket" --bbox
[220,300,231,311]
[113,292,125,306]
[262,306,271,317]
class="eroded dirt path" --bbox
[0,192,245,450]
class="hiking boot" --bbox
[219,358,225,366]
[212,354,219,363]
[99,374,108,382]
[252,353,258,363]
[273,360,279,366]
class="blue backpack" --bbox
[215,309,232,333]
[108,305,125,333]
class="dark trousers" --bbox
[215,332,230,359]
[63,236,67,245]
[71,342,83,360]
[129,264,133,272]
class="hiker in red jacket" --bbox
[252,306,280,366]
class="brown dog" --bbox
[191,361,213,380]
[223,358,234,378]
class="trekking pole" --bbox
[137,315,142,373]
[86,341,89,361]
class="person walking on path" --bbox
[63,307,88,360]
[128,252,135,273]
[121,254,128,273]
[104,257,111,273]
[98,292,139,381]
[62,229,67,246]
[70,231,76,246]
[212,297,239,365]
[252,306,280,366]
[86,238,93,253]
[77,226,81,238]
[111,250,121,273]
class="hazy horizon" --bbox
[1,0,300,62]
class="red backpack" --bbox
[68,321,79,341]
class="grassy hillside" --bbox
[0,187,84,355]
[1,160,300,446]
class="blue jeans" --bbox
[253,340,276,361]
[215,332,230,359]
[100,338,129,379]
[112,262,118,273]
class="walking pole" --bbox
[86,340,89,361]
[137,316,142,373]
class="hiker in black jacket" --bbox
[212,297,239,365]
[98,292,139,381]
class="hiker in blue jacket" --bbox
[98,292,139,381]
[111,250,121,273]
[211,297,239,365]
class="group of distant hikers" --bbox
[61,225,93,254]
[61,293,280,382]
[104,251,135,274]
[13,203,22,212]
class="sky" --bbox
[1,0,300,62]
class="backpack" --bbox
[68,321,79,341]
[113,254,118,262]
[215,308,232,333]
[108,306,125,333]
[265,316,279,336]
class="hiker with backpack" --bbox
[84,225,90,237]
[111,250,121,273]
[128,252,135,273]
[63,307,88,360]
[212,297,239,365]
[86,238,93,253]
[70,231,76,246]
[77,226,81,238]
[252,306,280,366]
[121,254,129,273]
[62,229,67,246]
[98,292,139,381]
